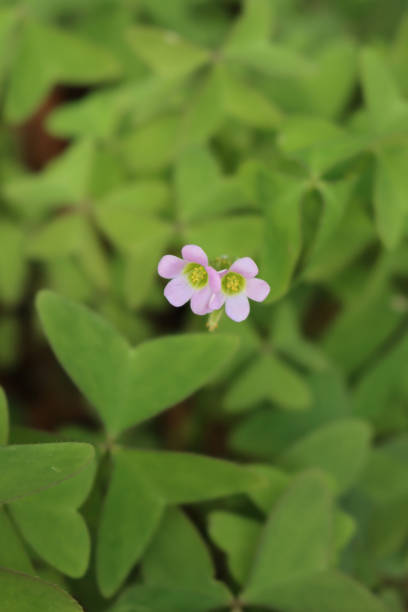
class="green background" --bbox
[1,1,408,610]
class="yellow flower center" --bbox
[222,272,245,296]
[184,263,208,289]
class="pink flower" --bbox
[210,257,270,322]
[158,245,221,315]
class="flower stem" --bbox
[206,309,223,332]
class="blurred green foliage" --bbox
[2,0,408,611]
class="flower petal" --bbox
[246,278,270,302]
[207,266,221,292]
[209,292,225,311]
[164,276,194,307]
[158,255,185,279]
[191,286,212,315]
[230,257,258,279]
[181,244,208,266]
[225,294,250,322]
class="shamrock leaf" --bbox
[37,291,238,438]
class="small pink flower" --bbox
[158,245,221,315]
[210,257,270,322]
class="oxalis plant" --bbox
[0,284,388,612]
[2,0,408,611]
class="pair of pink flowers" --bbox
[158,245,270,322]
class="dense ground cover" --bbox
[1,1,408,610]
